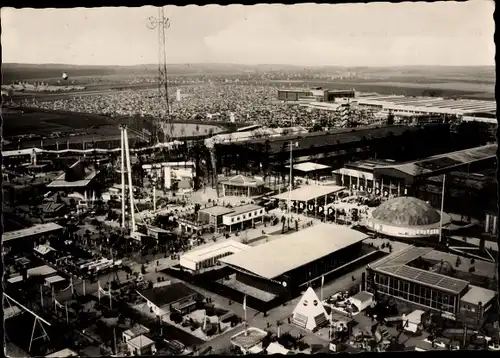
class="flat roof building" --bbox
[222,204,265,232]
[367,246,497,325]
[220,223,367,295]
[197,205,235,232]
[139,282,204,316]
[285,162,332,181]
[47,160,102,203]
[27,265,58,277]
[356,95,495,119]
[373,144,497,186]
[273,184,344,216]
[3,223,63,252]
[180,240,250,272]
[273,184,343,203]
[47,160,99,189]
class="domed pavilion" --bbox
[364,196,452,239]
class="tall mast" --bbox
[123,127,136,232]
[147,7,172,141]
[120,126,126,228]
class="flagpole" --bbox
[324,195,327,222]
[70,277,74,296]
[243,295,248,336]
[438,174,446,244]
[321,275,324,302]
[113,327,117,354]
[98,281,101,303]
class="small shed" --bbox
[127,334,156,356]
[122,324,150,343]
[45,275,66,287]
[27,265,57,277]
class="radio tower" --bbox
[147,7,172,141]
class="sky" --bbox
[1,1,495,67]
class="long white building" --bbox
[355,94,496,122]
[180,240,250,272]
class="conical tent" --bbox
[292,287,329,331]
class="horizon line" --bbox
[3,62,494,68]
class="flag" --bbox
[98,281,111,296]
[243,295,247,311]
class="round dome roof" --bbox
[371,197,441,227]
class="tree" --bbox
[387,111,395,126]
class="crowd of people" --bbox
[20,84,377,129]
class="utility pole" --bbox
[147,7,172,142]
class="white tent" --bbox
[403,310,425,333]
[292,287,329,331]
[248,344,264,354]
[347,291,374,314]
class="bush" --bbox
[170,312,183,324]
[205,308,216,316]
[205,323,217,336]
[297,341,309,351]
[215,308,229,316]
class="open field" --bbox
[4,64,494,97]
[2,108,118,137]
[2,63,276,84]
[2,107,226,150]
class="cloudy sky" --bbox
[1,1,495,66]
